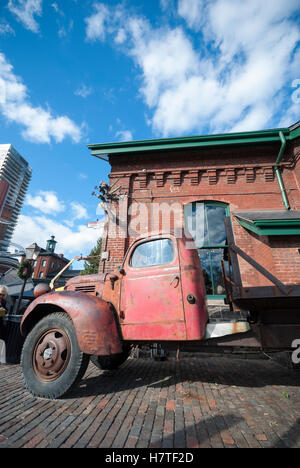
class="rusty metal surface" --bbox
[233,285,300,306]
[119,235,186,341]
[178,236,209,340]
[19,232,209,353]
[21,228,300,356]
[66,233,209,343]
[20,291,122,356]
[115,233,209,342]
[65,273,107,297]
[34,283,51,298]
[102,273,121,313]
[32,327,71,381]
[65,273,106,286]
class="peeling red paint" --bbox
[178,236,208,340]
[118,233,208,341]
[21,232,209,354]
[20,290,122,356]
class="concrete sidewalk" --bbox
[0,355,299,448]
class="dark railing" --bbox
[2,314,24,364]
[223,217,292,300]
[1,293,34,364]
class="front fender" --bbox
[20,291,122,356]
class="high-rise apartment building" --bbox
[0,144,32,252]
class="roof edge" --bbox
[88,124,300,156]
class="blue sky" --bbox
[0,0,299,264]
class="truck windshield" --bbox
[130,239,174,268]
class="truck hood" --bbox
[65,273,107,297]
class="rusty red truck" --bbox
[20,231,300,399]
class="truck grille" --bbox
[74,285,96,293]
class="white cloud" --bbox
[70,202,88,220]
[115,130,133,141]
[130,26,200,108]
[74,84,93,98]
[0,52,82,143]
[85,2,109,41]
[85,0,300,136]
[278,100,300,128]
[177,0,204,30]
[119,17,225,135]
[114,28,126,44]
[158,0,300,134]
[12,214,101,257]
[51,2,64,16]
[230,105,273,133]
[78,173,88,180]
[57,19,74,38]
[0,23,15,35]
[7,0,43,33]
[205,0,300,60]
[151,75,222,135]
[26,192,89,224]
[26,191,66,214]
[64,202,88,227]
[160,0,173,11]
[51,2,59,13]
[13,192,100,257]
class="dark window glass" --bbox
[184,203,227,247]
[131,239,174,268]
[184,202,230,296]
[198,248,229,296]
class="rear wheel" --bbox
[91,344,132,370]
[21,312,90,399]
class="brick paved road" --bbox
[0,356,299,448]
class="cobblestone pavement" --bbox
[0,356,299,448]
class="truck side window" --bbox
[131,239,174,268]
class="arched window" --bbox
[184,201,230,297]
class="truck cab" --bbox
[109,233,208,342]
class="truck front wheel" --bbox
[21,312,90,399]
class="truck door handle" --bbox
[170,275,179,287]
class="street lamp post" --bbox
[15,244,40,315]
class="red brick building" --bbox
[88,122,300,299]
[23,236,69,281]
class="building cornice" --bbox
[88,122,300,158]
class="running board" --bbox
[205,321,250,340]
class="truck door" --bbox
[119,236,186,341]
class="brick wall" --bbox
[32,255,69,280]
[101,139,300,287]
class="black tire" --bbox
[91,344,131,370]
[20,312,90,399]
